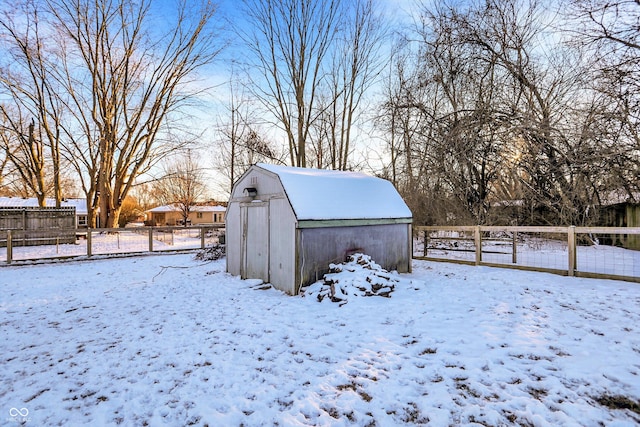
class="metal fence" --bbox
[0,225,225,264]
[414,226,640,283]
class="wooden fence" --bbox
[0,225,224,264]
[3,224,638,284]
[414,225,640,284]
[0,207,76,246]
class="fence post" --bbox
[149,227,154,252]
[7,230,12,264]
[201,227,205,249]
[87,229,92,257]
[512,230,517,264]
[475,226,482,265]
[424,230,428,257]
[568,225,576,276]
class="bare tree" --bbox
[0,0,224,227]
[0,1,64,206]
[214,73,282,196]
[153,150,207,226]
[378,2,515,225]
[377,39,445,225]
[55,0,222,228]
[311,0,387,170]
[568,0,639,51]
[0,113,47,204]
[379,0,611,226]
[567,0,640,202]
[215,77,249,195]
[128,183,157,215]
[0,118,23,196]
[238,0,342,167]
[441,0,605,225]
[0,141,10,194]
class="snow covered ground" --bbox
[1,252,639,426]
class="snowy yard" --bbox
[1,253,639,426]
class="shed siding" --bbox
[295,223,411,292]
[225,201,242,276]
[268,197,297,294]
[241,202,270,281]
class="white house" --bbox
[147,204,226,226]
[226,163,413,295]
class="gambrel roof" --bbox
[255,163,412,221]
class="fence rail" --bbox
[414,225,640,283]
[3,224,639,283]
[0,225,224,264]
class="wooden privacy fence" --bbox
[0,206,76,246]
[0,225,225,264]
[414,226,640,284]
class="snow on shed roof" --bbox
[256,163,412,221]
[0,197,88,214]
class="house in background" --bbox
[146,204,226,226]
[226,163,413,295]
[0,197,89,228]
[598,191,640,250]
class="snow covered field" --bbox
[1,252,639,426]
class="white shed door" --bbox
[241,203,269,281]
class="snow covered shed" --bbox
[226,163,413,295]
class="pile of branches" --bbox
[302,253,401,305]
[194,243,225,261]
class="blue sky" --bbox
[143,0,421,199]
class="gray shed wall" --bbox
[268,197,297,294]
[295,223,411,293]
